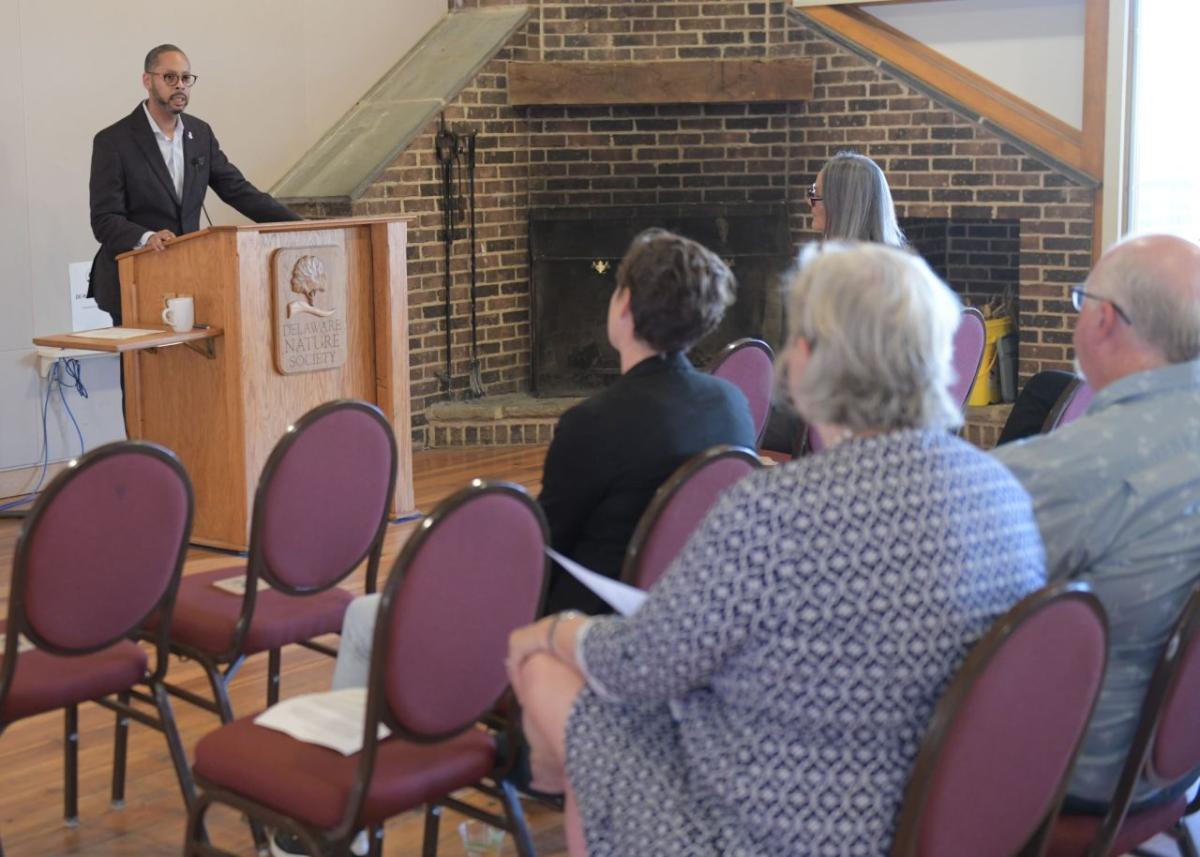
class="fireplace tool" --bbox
[464,129,484,398]
[434,117,462,392]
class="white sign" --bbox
[69,261,113,332]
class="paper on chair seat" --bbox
[253,688,390,755]
[0,636,34,657]
[211,576,270,596]
[546,548,647,616]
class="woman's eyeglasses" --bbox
[806,183,823,205]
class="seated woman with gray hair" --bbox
[506,243,1045,857]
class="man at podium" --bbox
[88,43,301,324]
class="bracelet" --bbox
[546,610,581,659]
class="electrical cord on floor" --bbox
[0,358,88,516]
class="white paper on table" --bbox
[545,548,647,616]
[73,327,161,340]
[253,688,390,756]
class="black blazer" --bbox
[88,103,301,320]
[539,351,758,615]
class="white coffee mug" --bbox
[162,296,195,333]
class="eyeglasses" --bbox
[1071,285,1133,325]
[149,71,198,87]
[807,183,823,205]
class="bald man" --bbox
[995,234,1200,812]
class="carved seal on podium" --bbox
[272,246,347,375]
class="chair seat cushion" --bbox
[0,639,147,724]
[1045,796,1187,857]
[193,714,498,828]
[166,567,354,656]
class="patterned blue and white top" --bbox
[567,429,1045,857]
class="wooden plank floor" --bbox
[0,445,566,857]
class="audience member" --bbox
[508,243,1045,857]
[994,234,1200,812]
[331,229,756,690]
[761,151,906,454]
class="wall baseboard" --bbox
[0,460,70,506]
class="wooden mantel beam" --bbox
[507,59,814,107]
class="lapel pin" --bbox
[187,130,193,140]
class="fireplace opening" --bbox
[903,217,1021,316]
[530,206,794,397]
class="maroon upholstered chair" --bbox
[0,441,194,853]
[1045,585,1200,857]
[1042,377,1095,433]
[949,306,988,409]
[184,480,550,857]
[621,445,761,591]
[890,581,1108,857]
[710,338,775,443]
[158,399,397,723]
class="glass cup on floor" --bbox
[459,820,505,855]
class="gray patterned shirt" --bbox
[994,360,1200,803]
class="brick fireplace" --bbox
[295,1,1097,449]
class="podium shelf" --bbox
[33,325,223,356]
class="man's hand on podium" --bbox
[147,229,176,251]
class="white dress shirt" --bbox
[136,102,185,247]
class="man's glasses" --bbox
[149,71,198,87]
[1071,285,1133,325]
[807,183,823,204]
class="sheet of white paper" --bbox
[211,576,270,596]
[69,261,113,332]
[0,635,34,656]
[74,327,161,340]
[253,688,390,756]
[546,548,647,616]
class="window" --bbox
[1127,3,1200,237]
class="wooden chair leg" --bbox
[267,648,281,707]
[64,704,79,827]
[500,779,537,857]
[111,690,131,807]
[421,805,442,857]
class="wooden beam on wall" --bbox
[507,59,814,107]
[798,6,1099,182]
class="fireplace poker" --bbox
[435,117,458,392]
[465,130,484,399]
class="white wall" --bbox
[0,0,445,486]
[871,0,1086,129]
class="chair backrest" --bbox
[253,400,397,594]
[890,582,1108,857]
[709,338,774,442]
[5,441,192,657]
[1078,585,1200,856]
[370,481,548,741]
[621,446,761,591]
[1042,376,1095,433]
[949,307,987,410]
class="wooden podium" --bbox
[113,217,414,551]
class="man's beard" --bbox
[156,92,187,114]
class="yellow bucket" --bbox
[968,317,1014,407]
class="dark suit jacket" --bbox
[539,351,757,615]
[88,103,301,320]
